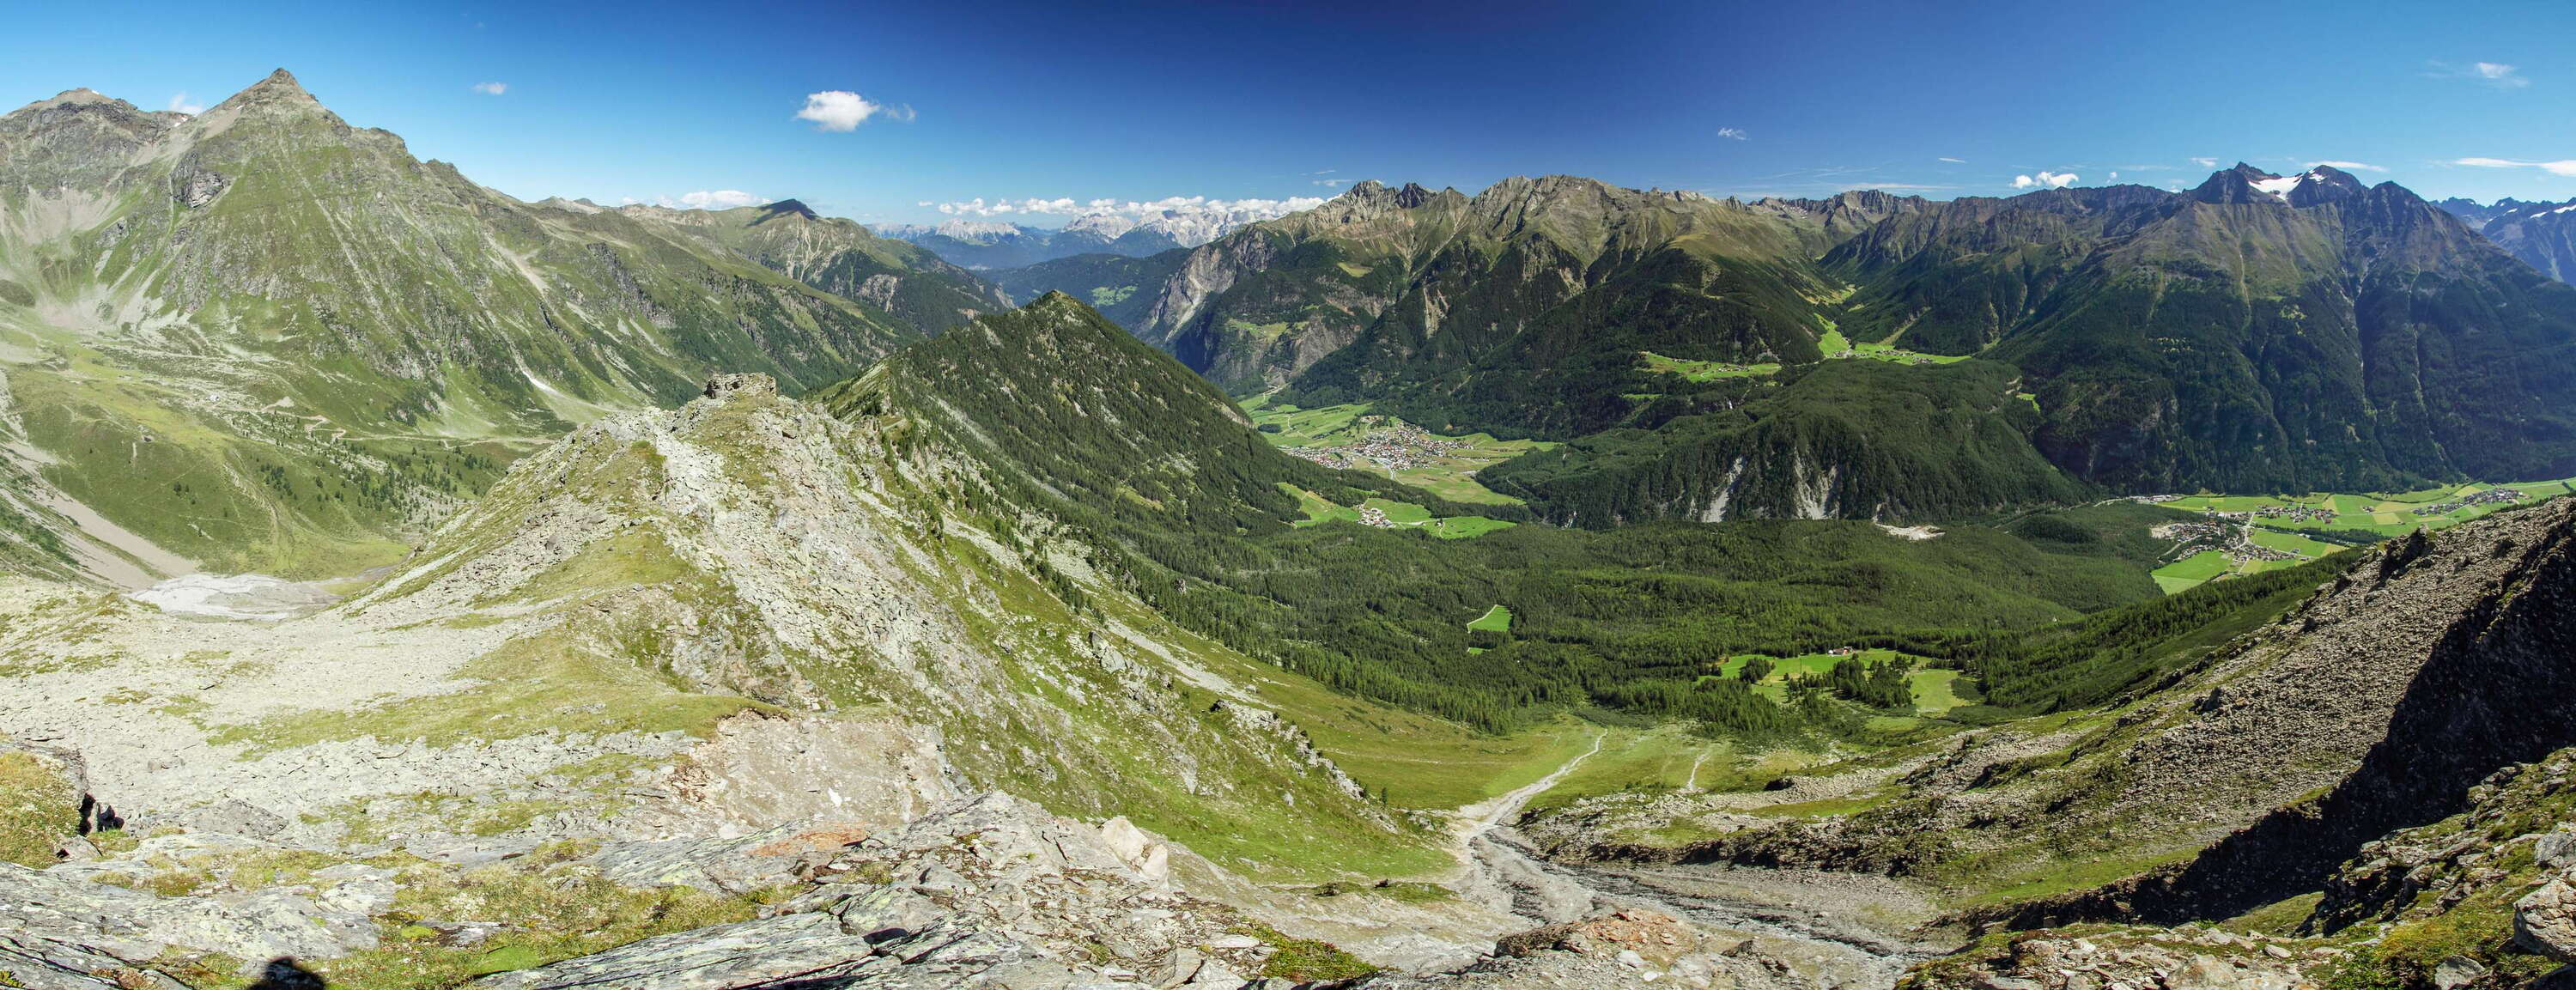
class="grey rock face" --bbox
[0,859,377,969]
[516,793,1264,989]
[0,933,186,989]
[187,798,288,839]
[170,165,228,208]
[470,912,878,989]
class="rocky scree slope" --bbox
[0,70,966,579]
[342,367,1410,878]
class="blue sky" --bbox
[7,0,2575,226]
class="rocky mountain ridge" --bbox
[2439,195,2576,283]
[0,70,1000,580]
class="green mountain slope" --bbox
[1827,166,2576,492]
[1142,177,1843,414]
[0,71,960,577]
[986,250,1187,330]
[813,292,1461,544]
[1136,169,2576,513]
[630,197,1009,335]
[1479,359,2090,525]
[823,295,2158,735]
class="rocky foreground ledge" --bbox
[0,782,1759,990]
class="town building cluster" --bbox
[1283,417,1467,474]
[2413,488,2525,517]
[2255,504,2338,523]
[2153,515,2303,566]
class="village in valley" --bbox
[2130,480,2562,593]
[1279,416,1467,478]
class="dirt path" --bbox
[1448,732,1939,989]
[1459,731,1602,839]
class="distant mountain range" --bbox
[1124,167,2576,519]
[2439,194,2576,282]
[872,206,1290,270]
[8,65,2574,557]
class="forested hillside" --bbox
[829,295,2171,735]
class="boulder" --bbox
[2519,874,2576,963]
[2433,955,2488,990]
[2539,829,2576,871]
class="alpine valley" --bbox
[3,67,2576,990]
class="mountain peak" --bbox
[2187,162,2365,207]
[191,67,334,132]
[759,198,817,220]
[1338,179,1442,210]
[239,68,316,102]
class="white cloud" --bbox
[471,82,507,96]
[2190,157,2219,167]
[167,92,204,115]
[2429,60,2530,88]
[1938,156,1966,164]
[1313,179,1349,186]
[2454,156,2576,177]
[797,90,911,131]
[2476,62,2530,88]
[631,190,765,210]
[2012,171,2079,190]
[1717,127,1748,141]
[2308,160,2385,172]
[927,194,1329,221]
[2110,172,2119,179]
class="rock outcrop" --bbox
[477,792,1306,989]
